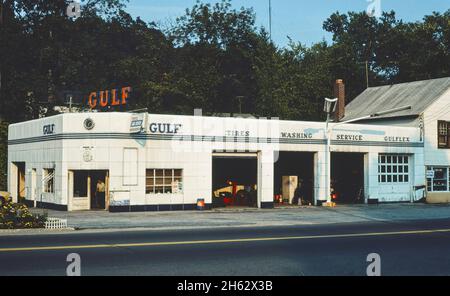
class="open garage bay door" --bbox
[331,153,365,204]
[274,152,315,206]
[212,153,258,208]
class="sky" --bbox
[125,0,449,47]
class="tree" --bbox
[165,0,261,115]
[3,1,448,120]
[323,11,382,101]
[171,0,256,48]
[323,9,450,103]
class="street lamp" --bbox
[323,101,412,206]
[323,98,338,206]
[324,97,338,128]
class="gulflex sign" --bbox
[88,87,131,109]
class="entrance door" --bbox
[11,162,26,202]
[90,171,108,210]
[70,170,109,211]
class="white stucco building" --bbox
[8,110,425,211]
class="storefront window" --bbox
[378,154,409,184]
[43,168,55,193]
[427,167,449,192]
[146,169,183,194]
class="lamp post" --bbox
[362,42,371,89]
[323,101,412,206]
[323,98,338,206]
[269,0,272,41]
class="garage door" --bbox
[378,154,411,202]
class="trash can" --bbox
[197,198,206,211]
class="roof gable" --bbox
[343,77,450,121]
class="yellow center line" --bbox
[1,228,450,253]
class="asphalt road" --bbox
[1,219,450,276]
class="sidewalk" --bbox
[26,203,450,231]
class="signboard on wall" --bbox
[130,113,148,134]
[43,124,55,135]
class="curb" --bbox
[0,227,76,235]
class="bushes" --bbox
[0,197,47,229]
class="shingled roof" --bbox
[342,77,450,121]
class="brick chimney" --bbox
[334,79,345,121]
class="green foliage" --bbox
[0,198,47,229]
[323,10,450,97]
[0,0,449,124]
[171,0,256,48]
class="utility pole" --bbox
[236,96,244,114]
[365,60,369,89]
[362,41,371,89]
[269,0,272,41]
[68,95,73,113]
